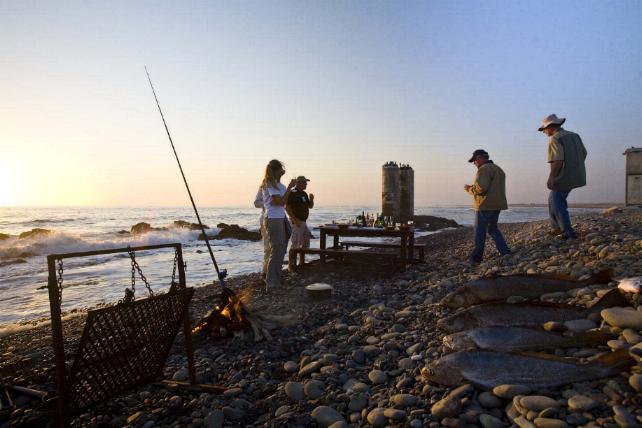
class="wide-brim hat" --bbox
[538,114,566,131]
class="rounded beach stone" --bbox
[222,387,242,397]
[601,307,642,330]
[383,408,406,420]
[366,408,387,427]
[311,406,346,427]
[612,405,637,427]
[348,395,368,412]
[514,415,536,427]
[543,322,565,332]
[628,374,642,392]
[409,419,423,428]
[430,395,461,419]
[607,339,629,350]
[285,381,304,401]
[622,329,642,344]
[493,384,531,399]
[352,349,366,364]
[563,319,596,332]
[567,394,598,412]
[479,414,505,428]
[298,361,321,377]
[519,396,558,412]
[390,393,417,407]
[534,417,568,428]
[368,369,387,384]
[168,395,182,407]
[479,391,502,408]
[203,410,224,428]
[398,357,415,370]
[304,380,325,400]
[172,368,189,381]
[274,405,290,418]
[283,361,298,373]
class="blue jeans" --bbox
[471,210,510,262]
[548,190,576,237]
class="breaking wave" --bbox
[0,228,218,261]
[0,312,85,338]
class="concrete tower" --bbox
[382,162,414,222]
[382,162,400,219]
[399,164,414,223]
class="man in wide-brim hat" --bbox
[538,114,588,240]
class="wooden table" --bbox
[318,225,415,262]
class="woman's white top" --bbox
[261,183,287,219]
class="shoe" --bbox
[548,229,564,237]
[559,233,578,241]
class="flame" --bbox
[192,288,253,336]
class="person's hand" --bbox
[309,193,314,201]
[546,177,553,190]
[288,179,297,189]
[464,184,472,192]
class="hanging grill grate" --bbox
[46,243,196,425]
[66,287,193,414]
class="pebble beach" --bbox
[1,208,641,428]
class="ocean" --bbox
[0,205,601,328]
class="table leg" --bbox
[333,234,339,249]
[320,230,326,263]
[400,234,407,261]
[408,232,415,262]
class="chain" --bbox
[56,259,64,304]
[170,248,179,287]
[130,253,136,298]
[128,249,153,297]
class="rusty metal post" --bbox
[177,245,196,384]
[47,255,68,426]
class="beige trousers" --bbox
[290,221,310,249]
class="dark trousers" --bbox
[471,210,510,262]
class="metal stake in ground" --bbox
[144,66,227,287]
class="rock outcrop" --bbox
[18,228,51,239]
[198,223,261,242]
[413,215,460,231]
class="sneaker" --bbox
[559,233,578,241]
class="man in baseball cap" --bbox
[538,114,587,240]
[464,149,510,265]
[286,176,314,266]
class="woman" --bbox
[253,187,268,280]
[260,159,296,289]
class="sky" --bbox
[1,0,640,207]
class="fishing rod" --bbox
[144,66,227,286]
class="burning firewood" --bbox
[192,287,292,342]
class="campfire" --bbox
[192,287,290,342]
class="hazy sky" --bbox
[1,0,640,207]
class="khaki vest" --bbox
[549,129,588,191]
